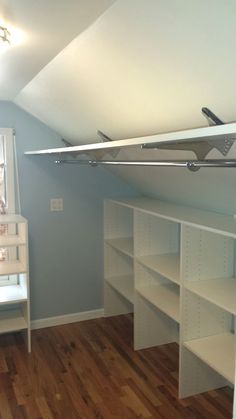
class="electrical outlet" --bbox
[50,198,63,212]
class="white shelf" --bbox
[0,236,26,247]
[0,285,27,305]
[0,214,27,224]
[105,275,134,304]
[110,197,236,239]
[184,333,235,384]
[105,238,133,258]
[0,309,27,334]
[136,253,180,284]
[25,123,236,156]
[136,283,180,323]
[0,261,27,276]
[186,277,236,315]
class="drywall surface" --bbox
[0,101,138,320]
[15,0,236,214]
[15,0,236,141]
[107,145,236,215]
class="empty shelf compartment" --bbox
[136,283,180,322]
[186,277,236,315]
[105,238,134,258]
[106,275,134,304]
[184,333,235,384]
[136,253,180,284]
[0,308,27,334]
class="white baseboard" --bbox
[31,308,104,330]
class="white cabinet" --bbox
[104,198,236,417]
[0,215,30,352]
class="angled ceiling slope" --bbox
[15,0,236,145]
[13,0,236,214]
[0,0,115,99]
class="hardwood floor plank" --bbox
[121,384,153,418]
[36,396,54,419]
[0,314,233,419]
[0,390,13,419]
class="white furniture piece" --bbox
[0,214,30,352]
[104,197,236,416]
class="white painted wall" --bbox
[14,0,236,213]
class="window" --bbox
[0,128,16,285]
[0,129,15,213]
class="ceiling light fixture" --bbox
[0,26,10,51]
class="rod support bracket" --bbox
[187,161,200,172]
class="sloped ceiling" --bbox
[11,0,236,213]
[0,0,115,99]
[15,0,236,142]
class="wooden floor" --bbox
[0,314,233,419]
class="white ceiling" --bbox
[14,0,236,144]
[0,0,115,99]
[2,0,236,213]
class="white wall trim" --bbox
[31,308,104,330]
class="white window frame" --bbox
[0,128,15,213]
[0,128,17,286]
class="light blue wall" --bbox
[0,101,138,320]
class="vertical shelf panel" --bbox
[104,202,134,317]
[134,208,180,349]
[180,224,234,398]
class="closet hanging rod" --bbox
[54,159,236,172]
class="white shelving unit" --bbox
[104,197,236,418]
[134,210,180,349]
[0,215,30,352]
